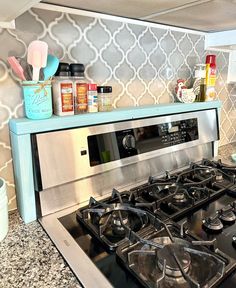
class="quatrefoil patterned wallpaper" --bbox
[0,7,236,210]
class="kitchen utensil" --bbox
[7,56,26,81]
[15,57,32,81]
[43,54,59,80]
[27,40,48,82]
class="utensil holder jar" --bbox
[22,81,52,119]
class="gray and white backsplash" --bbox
[0,7,235,210]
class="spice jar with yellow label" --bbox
[97,86,113,112]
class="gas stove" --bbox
[32,105,236,287]
[57,159,236,288]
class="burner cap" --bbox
[173,190,188,204]
[202,215,223,232]
[157,243,191,277]
[218,206,236,223]
[215,171,223,182]
[111,213,129,235]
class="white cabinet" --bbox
[0,0,41,28]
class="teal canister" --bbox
[22,81,53,120]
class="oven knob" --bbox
[122,134,136,149]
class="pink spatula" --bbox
[27,40,48,81]
[7,56,26,81]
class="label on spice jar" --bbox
[88,91,98,113]
[75,83,88,113]
[60,83,73,112]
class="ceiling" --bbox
[42,0,236,32]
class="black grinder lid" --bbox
[70,63,85,77]
[55,62,70,76]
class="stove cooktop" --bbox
[59,159,236,288]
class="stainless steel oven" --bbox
[30,107,236,288]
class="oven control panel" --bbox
[159,119,197,146]
[88,118,198,167]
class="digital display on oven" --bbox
[87,118,198,167]
[168,126,179,133]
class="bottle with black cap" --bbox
[97,86,113,112]
[52,62,74,116]
[70,63,88,114]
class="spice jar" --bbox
[70,63,88,114]
[52,63,74,116]
[87,83,98,113]
[97,86,112,112]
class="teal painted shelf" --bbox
[9,101,221,135]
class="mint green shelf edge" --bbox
[9,101,221,135]
[10,132,36,223]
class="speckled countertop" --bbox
[219,141,236,163]
[0,142,236,288]
[0,210,81,288]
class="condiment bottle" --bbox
[52,63,74,116]
[193,64,206,102]
[97,86,113,112]
[87,84,98,113]
[205,55,216,101]
[70,63,88,114]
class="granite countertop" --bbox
[0,142,236,288]
[0,210,81,288]
[219,142,236,163]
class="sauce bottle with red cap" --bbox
[205,55,216,101]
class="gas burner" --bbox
[148,172,177,184]
[176,165,216,186]
[117,223,227,288]
[202,159,236,182]
[190,162,215,175]
[202,214,223,232]
[132,182,176,204]
[106,211,129,236]
[190,162,225,183]
[156,238,191,277]
[215,171,224,182]
[148,184,177,200]
[172,189,188,204]
[218,205,236,223]
[76,189,151,249]
[187,186,209,201]
[203,159,236,171]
